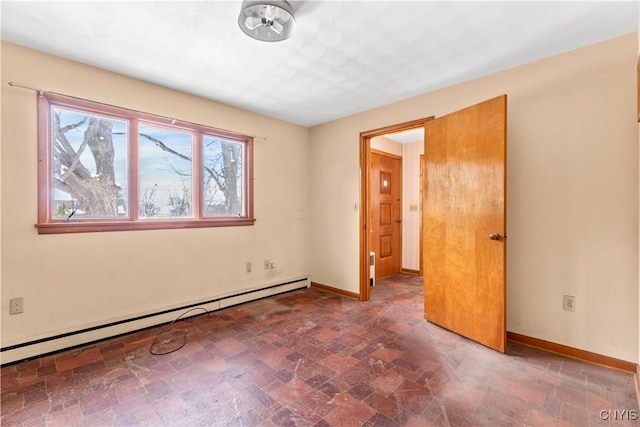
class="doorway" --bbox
[360,96,507,353]
[359,117,433,301]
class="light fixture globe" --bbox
[238,0,296,42]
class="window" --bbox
[37,92,254,233]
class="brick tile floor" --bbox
[1,274,639,426]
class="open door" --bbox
[359,117,433,301]
[423,95,507,353]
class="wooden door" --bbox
[371,151,402,279]
[423,95,507,353]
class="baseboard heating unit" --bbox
[1,276,310,365]
[370,251,376,286]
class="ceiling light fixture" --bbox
[238,0,296,42]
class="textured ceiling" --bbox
[1,1,638,127]
[384,128,424,144]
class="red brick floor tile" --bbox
[126,404,164,426]
[16,369,40,387]
[1,393,25,417]
[299,362,336,382]
[369,346,404,364]
[270,378,314,405]
[112,411,140,427]
[560,401,591,425]
[526,408,574,426]
[370,369,405,395]
[1,371,21,392]
[54,348,102,372]
[22,388,48,406]
[78,407,116,426]
[213,337,249,357]
[391,379,434,414]
[2,400,50,425]
[260,347,293,370]
[2,274,639,426]
[336,331,367,348]
[312,380,338,398]
[78,386,119,416]
[366,392,402,419]
[309,327,341,343]
[245,383,276,409]
[3,380,46,399]
[361,412,397,427]
[316,353,359,374]
[45,403,84,426]
[14,360,40,373]
[269,405,307,426]
[487,372,548,407]
[292,389,337,418]
[35,364,57,378]
[325,392,376,426]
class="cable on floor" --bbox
[149,307,209,355]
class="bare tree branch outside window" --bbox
[40,94,253,234]
[53,109,244,220]
[53,109,127,219]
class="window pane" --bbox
[202,136,244,217]
[52,106,128,219]
[139,125,193,218]
[40,93,254,233]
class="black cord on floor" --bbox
[149,307,209,356]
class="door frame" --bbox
[359,117,433,301]
[419,154,425,277]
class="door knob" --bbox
[489,232,501,241]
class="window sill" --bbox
[36,218,256,234]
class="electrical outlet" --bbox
[264,259,271,270]
[10,297,24,315]
[246,262,252,273]
[563,295,575,312]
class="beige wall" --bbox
[371,136,402,157]
[1,43,310,354]
[2,33,639,365]
[309,33,639,362]
[402,140,424,272]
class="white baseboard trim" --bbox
[1,277,310,365]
